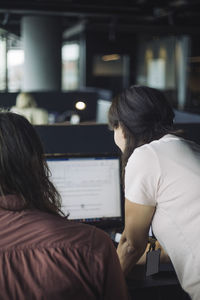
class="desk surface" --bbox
[126,263,190,300]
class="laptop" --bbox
[46,153,123,229]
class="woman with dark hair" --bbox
[0,112,129,300]
[108,85,200,300]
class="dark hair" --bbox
[108,85,177,181]
[0,112,62,215]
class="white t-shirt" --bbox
[125,134,200,299]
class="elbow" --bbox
[117,235,147,275]
[126,239,146,258]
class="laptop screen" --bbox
[46,154,123,228]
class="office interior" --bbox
[1,0,200,299]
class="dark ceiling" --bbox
[1,0,200,36]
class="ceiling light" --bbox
[102,54,120,61]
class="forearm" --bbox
[117,233,146,276]
[119,200,157,276]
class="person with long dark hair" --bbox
[0,111,129,300]
[108,85,200,300]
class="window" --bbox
[0,31,24,92]
[7,49,24,91]
[136,35,177,108]
[0,35,6,91]
[62,42,80,90]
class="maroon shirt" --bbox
[0,195,129,300]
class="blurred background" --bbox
[0,0,200,125]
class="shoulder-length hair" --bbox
[108,85,178,182]
[0,112,62,215]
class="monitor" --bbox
[46,153,123,229]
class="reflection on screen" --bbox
[47,156,122,222]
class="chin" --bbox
[120,147,125,153]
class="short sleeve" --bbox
[125,145,160,206]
